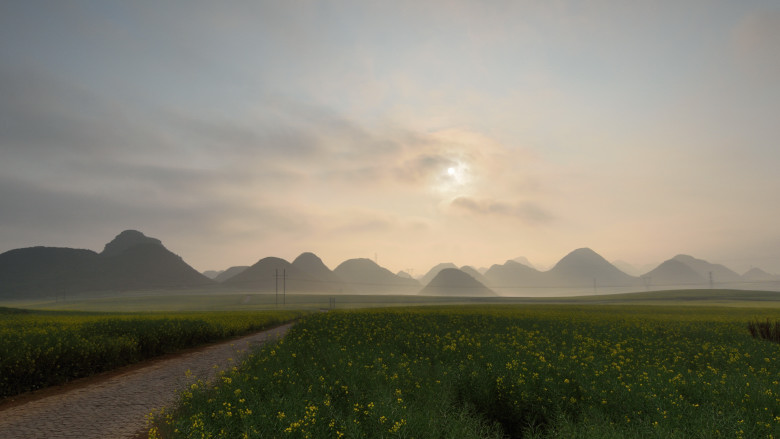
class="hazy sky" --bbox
[2,1,779,275]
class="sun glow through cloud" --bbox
[435,160,470,196]
[0,1,779,276]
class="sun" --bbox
[436,162,470,194]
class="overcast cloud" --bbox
[1,1,779,274]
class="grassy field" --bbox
[149,305,780,439]
[4,288,780,313]
[1,291,463,312]
[0,308,304,399]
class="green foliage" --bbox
[150,305,780,439]
[0,309,303,398]
[749,319,780,343]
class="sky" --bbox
[1,1,779,276]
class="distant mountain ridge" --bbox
[642,254,773,289]
[214,266,249,282]
[2,231,778,299]
[643,259,705,286]
[333,258,420,294]
[550,248,638,287]
[101,230,163,257]
[292,252,352,293]
[219,253,418,294]
[419,268,496,296]
[484,260,546,290]
[222,257,302,291]
[419,262,458,286]
[479,248,640,293]
[0,230,213,299]
[208,248,777,295]
[671,254,742,283]
[742,267,776,282]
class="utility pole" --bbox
[709,271,713,289]
[283,268,287,305]
[275,269,278,307]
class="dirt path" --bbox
[0,323,293,439]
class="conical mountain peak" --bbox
[552,248,609,271]
[550,248,636,286]
[419,268,496,296]
[644,259,704,286]
[334,258,419,294]
[420,262,458,285]
[292,252,328,270]
[671,254,741,282]
[101,230,162,257]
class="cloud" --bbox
[393,153,455,185]
[731,9,780,79]
[450,196,553,224]
[0,66,149,158]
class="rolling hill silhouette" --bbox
[641,254,765,289]
[2,230,778,299]
[419,262,458,286]
[97,231,213,291]
[549,248,638,287]
[670,254,742,283]
[0,247,100,297]
[483,260,546,292]
[459,265,490,286]
[0,230,213,298]
[643,259,705,287]
[221,257,301,291]
[101,230,163,256]
[396,270,414,279]
[511,256,536,269]
[214,266,249,282]
[333,258,420,294]
[479,248,640,293]
[742,267,777,282]
[221,253,351,293]
[419,268,496,296]
[291,252,351,293]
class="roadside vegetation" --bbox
[150,305,780,438]
[749,318,780,344]
[0,307,304,399]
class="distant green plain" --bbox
[3,288,780,312]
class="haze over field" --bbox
[2,2,779,276]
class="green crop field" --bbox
[5,288,780,313]
[149,305,780,439]
[1,290,473,313]
[0,307,304,399]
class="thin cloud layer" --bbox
[1,1,779,274]
[451,197,553,225]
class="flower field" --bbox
[150,305,780,438]
[0,307,303,398]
